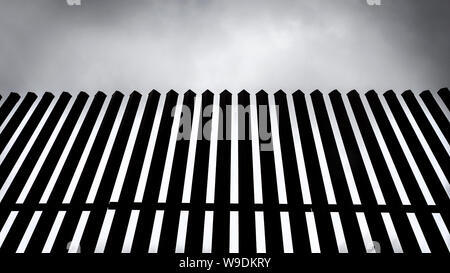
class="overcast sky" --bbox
[0,0,449,96]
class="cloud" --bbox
[0,0,449,96]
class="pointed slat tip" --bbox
[256,90,267,96]
[220,90,232,96]
[365,90,377,96]
[94,91,107,98]
[292,89,305,96]
[8,92,20,99]
[76,91,89,100]
[77,91,89,97]
[26,92,38,99]
[438,87,449,94]
[202,89,213,96]
[112,90,125,98]
[184,90,196,97]
[400,90,414,97]
[167,89,178,96]
[61,91,72,97]
[274,90,286,97]
[383,90,396,97]
[149,89,161,95]
[419,90,431,96]
[43,92,56,99]
[347,90,359,97]
[310,89,323,96]
[130,90,143,97]
[329,90,341,97]
[238,90,250,95]
[147,90,161,100]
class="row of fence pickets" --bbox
[0,88,449,254]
